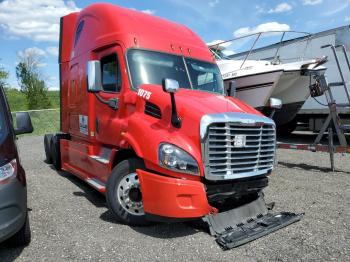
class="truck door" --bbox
[93,46,124,145]
[68,63,81,136]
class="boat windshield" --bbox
[127,49,224,95]
[209,48,230,60]
[208,30,311,67]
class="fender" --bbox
[120,132,143,158]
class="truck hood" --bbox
[176,88,260,116]
[139,84,262,120]
[127,84,272,179]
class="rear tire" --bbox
[50,135,61,171]
[44,134,53,164]
[106,158,151,226]
[7,213,31,247]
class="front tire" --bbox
[106,158,150,226]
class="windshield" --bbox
[127,49,224,94]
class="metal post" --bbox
[240,33,262,69]
[301,36,311,62]
[328,128,335,171]
[339,45,350,72]
[330,45,350,103]
[314,114,331,144]
[272,32,285,63]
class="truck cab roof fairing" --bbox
[64,3,213,63]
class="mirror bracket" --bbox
[268,98,282,119]
[228,80,237,97]
[162,78,181,128]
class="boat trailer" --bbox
[277,127,347,171]
[278,44,350,171]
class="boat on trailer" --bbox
[209,31,327,133]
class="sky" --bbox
[0,0,350,90]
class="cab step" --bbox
[202,196,303,250]
[86,178,106,193]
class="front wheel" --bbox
[106,158,150,226]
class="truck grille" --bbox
[203,122,275,180]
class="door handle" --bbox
[108,98,119,110]
[94,93,119,110]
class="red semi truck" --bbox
[44,3,302,249]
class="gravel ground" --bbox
[0,136,349,261]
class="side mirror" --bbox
[268,98,282,109]
[87,60,102,92]
[15,112,33,135]
[162,78,179,93]
[228,80,237,97]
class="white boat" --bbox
[221,25,350,133]
[209,31,327,131]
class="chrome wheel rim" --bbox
[117,172,144,216]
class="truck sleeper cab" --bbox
[0,85,33,247]
[45,3,302,248]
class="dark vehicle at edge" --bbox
[0,85,33,246]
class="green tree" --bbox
[16,49,51,109]
[0,60,9,88]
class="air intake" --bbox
[144,102,162,119]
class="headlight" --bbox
[158,143,199,175]
[0,159,17,182]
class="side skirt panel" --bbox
[60,139,111,193]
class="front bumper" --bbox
[0,179,27,243]
[137,169,214,219]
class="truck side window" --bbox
[74,20,84,47]
[101,54,122,93]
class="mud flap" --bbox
[202,196,303,250]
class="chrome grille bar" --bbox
[201,112,276,180]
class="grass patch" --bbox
[5,89,28,111]
[5,89,60,112]
[47,90,60,109]
[6,89,61,136]
[12,109,60,136]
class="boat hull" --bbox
[224,70,283,108]
[224,69,324,126]
[270,69,326,126]
[217,57,326,126]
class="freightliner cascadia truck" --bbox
[44,3,302,249]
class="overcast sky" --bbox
[0,0,349,90]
